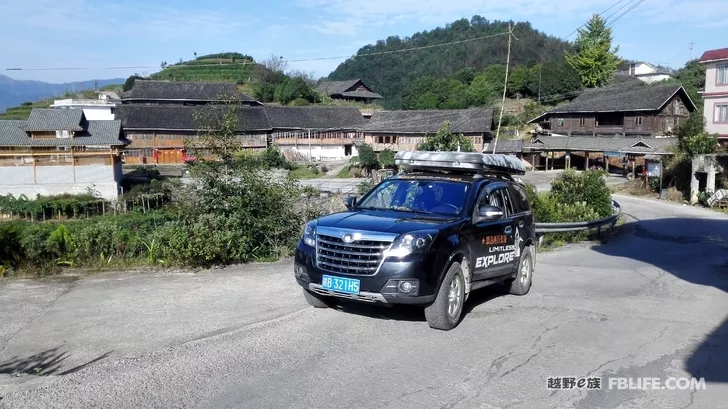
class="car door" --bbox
[470,184,517,280]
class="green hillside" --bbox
[328,17,577,108]
[150,53,256,83]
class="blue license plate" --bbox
[321,275,360,295]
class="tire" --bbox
[424,262,466,331]
[302,288,336,308]
[505,245,534,296]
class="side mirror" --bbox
[345,195,357,210]
[477,205,503,220]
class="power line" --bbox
[561,0,628,40]
[603,0,635,22]
[606,0,647,27]
[4,31,510,72]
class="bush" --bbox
[525,170,613,223]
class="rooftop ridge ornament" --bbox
[395,151,526,176]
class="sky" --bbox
[1,0,728,84]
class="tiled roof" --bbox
[125,80,257,102]
[361,108,494,134]
[0,119,126,147]
[316,79,361,95]
[117,105,271,132]
[699,48,728,63]
[536,83,693,116]
[525,136,677,154]
[316,79,383,99]
[24,109,84,132]
[483,139,524,153]
[264,106,367,130]
[340,90,383,99]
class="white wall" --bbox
[0,165,120,200]
[50,100,116,120]
[80,106,115,120]
[704,61,728,94]
[705,100,728,137]
[278,144,357,160]
[637,74,672,84]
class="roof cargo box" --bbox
[394,151,526,175]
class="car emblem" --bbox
[342,234,354,243]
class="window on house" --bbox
[718,65,728,85]
[635,117,643,126]
[579,117,586,126]
[557,118,564,127]
[716,104,728,123]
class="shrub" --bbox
[549,169,613,218]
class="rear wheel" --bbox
[302,288,336,308]
[505,246,534,295]
[424,262,465,331]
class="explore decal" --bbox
[475,226,525,269]
[475,252,514,268]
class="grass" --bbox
[334,164,365,178]
[288,166,322,180]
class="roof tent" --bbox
[394,151,526,176]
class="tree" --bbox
[378,149,396,169]
[565,14,621,88]
[354,144,379,175]
[122,74,147,92]
[417,121,475,152]
[274,77,317,104]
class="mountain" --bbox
[327,17,576,108]
[0,75,125,113]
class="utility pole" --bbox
[308,129,312,163]
[492,23,513,154]
[538,64,542,103]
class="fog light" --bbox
[398,281,414,293]
[294,264,309,280]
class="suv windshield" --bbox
[356,179,470,216]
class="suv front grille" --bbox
[316,234,392,275]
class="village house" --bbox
[50,91,121,121]
[315,79,383,104]
[698,47,728,146]
[267,106,368,160]
[526,83,696,171]
[528,82,695,138]
[360,108,494,152]
[0,108,127,200]
[116,105,270,164]
[616,61,675,84]
[120,80,262,106]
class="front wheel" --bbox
[424,262,465,331]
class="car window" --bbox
[501,189,514,216]
[486,189,505,210]
[509,184,531,214]
[357,179,470,215]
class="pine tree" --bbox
[565,14,621,88]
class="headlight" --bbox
[302,221,317,247]
[386,230,438,258]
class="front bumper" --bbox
[294,242,437,305]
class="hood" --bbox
[314,209,460,235]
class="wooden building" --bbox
[267,106,368,160]
[116,105,270,164]
[0,109,127,200]
[360,108,494,152]
[120,80,262,106]
[528,83,696,137]
[315,79,383,104]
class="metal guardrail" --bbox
[534,200,622,243]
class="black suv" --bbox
[293,151,536,330]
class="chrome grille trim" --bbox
[314,227,396,276]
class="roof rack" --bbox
[394,151,526,176]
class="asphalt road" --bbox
[1,195,727,408]
[297,170,627,194]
